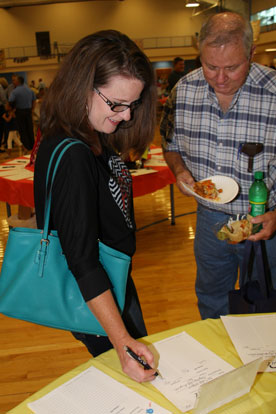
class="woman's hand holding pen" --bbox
[114,336,157,383]
[87,290,156,383]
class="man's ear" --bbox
[249,45,256,62]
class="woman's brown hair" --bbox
[40,30,156,158]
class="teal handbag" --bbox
[0,139,131,336]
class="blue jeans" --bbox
[194,204,276,319]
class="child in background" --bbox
[27,127,42,167]
[2,103,22,157]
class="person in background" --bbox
[32,87,45,136]
[34,30,157,383]
[0,77,8,152]
[9,76,36,152]
[29,80,39,96]
[27,127,42,167]
[3,74,18,149]
[167,57,185,92]
[6,74,17,99]
[2,102,22,157]
[37,78,46,92]
[161,12,276,319]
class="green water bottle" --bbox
[249,171,268,233]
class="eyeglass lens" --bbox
[94,88,140,112]
[112,102,139,112]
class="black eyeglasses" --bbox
[93,88,141,112]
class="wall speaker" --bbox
[36,31,51,56]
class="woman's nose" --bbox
[119,108,131,122]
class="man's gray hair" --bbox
[199,12,253,59]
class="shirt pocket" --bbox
[236,149,265,175]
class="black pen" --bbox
[124,345,162,378]
[2,166,16,169]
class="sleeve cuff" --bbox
[76,264,113,302]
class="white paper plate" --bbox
[181,175,239,204]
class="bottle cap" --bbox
[254,171,263,179]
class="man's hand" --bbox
[163,151,195,196]
[176,170,195,196]
[248,210,276,241]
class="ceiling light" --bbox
[185,0,200,7]
[265,48,276,52]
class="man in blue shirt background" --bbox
[9,76,36,151]
[167,57,185,92]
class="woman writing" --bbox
[34,30,156,382]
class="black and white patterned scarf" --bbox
[108,155,133,229]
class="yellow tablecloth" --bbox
[7,318,276,414]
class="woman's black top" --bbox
[34,135,136,302]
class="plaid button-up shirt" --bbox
[161,63,276,215]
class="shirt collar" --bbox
[206,77,247,112]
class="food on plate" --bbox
[217,214,253,243]
[193,179,223,201]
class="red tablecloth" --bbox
[0,151,175,208]
[158,96,168,106]
[132,165,175,197]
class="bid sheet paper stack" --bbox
[28,367,171,414]
[28,331,261,414]
[149,332,261,413]
[221,314,276,372]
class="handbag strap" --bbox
[240,240,268,299]
[42,138,88,240]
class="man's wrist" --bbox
[174,165,188,177]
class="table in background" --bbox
[8,317,276,414]
[0,149,176,224]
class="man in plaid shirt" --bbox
[161,12,276,319]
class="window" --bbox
[251,7,276,27]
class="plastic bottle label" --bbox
[250,202,266,217]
